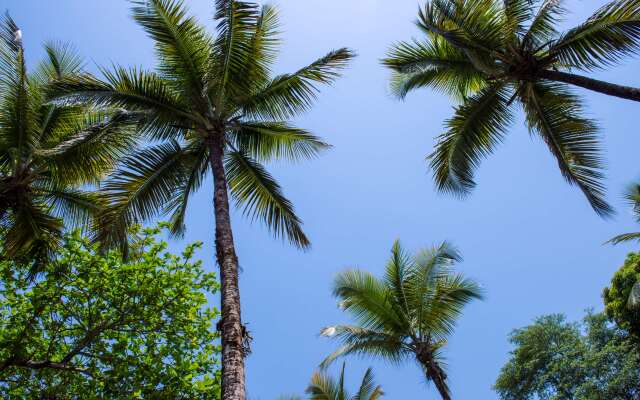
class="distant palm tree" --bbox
[383,0,640,217]
[279,363,383,400]
[320,241,482,400]
[0,15,134,263]
[49,1,353,398]
[306,363,383,400]
[607,182,640,307]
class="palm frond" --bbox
[606,232,640,245]
[307,366,342,400]
[131,0,211,103]
[39,187,103,229]
[353,367,384,400]
[383,38,485,100]
[239,4,281,93]
[428,83,514,196]
[240,48,354,120]
[231,121,329,162]
[224,149,309,248]
[549,0,640,70]
[520,81,612,216]
[33,41,84,83]
[522,0,566,50]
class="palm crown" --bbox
[320,240,482,400]
[306,363,383,400]
[383,0,640,217]
[0,15,135,261]
[50,0,353,251]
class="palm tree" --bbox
[0,15,135,264]
[607,182,640,307]
[320,241,482,400]
[48,1,353,398]
[382,0,640,217]
[306,363,383,400]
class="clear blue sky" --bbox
[9,0,640,398]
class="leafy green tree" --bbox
[0,224,221,399]
[320,240,482,400]
[494,313,640,400]
[0,15,135,262]
[603,252,640,336]
[383,0,640,216]
[49,1,353,398]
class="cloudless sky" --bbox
[8,0,640,398]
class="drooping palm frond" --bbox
[224,149,309,248]
[519,81,611,216]
[606,183,640,244]
[429,83,514,196]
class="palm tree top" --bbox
[383,0,640,217]
[0,13,136,262]
[306,363,383,400]
[48,0,354,252]
[320,240,483,367]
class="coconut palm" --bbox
[0,15,135,264]
[320,241,482,400]
[306,363,383,400]
[383,0,640,217]
[48,1,353,398]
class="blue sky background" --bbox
[8,0,640,398]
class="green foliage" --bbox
[320,240,482,399]
[306,363,383,400]
[0,224,221,399]
[383,0,640,216]
[494,313,640,400]
[48,0,354,251]
[0,14,136,262]
[603,252,640,337]
[607,183,640,245]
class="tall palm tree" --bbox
[0,15,135,263]
[306,363,383,400]
[49,1,353,398]
[382,0,640,217]
[320,241,482,400]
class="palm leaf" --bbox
[224,149,309,248]
[519,81,612,216]
[429,83,514,196]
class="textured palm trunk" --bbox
[417,351,451,400]
[539,69,640,102]
[207,133,246,400]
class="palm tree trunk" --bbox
[539,69,640,102]
[207,133,246,400]
[417,352,451,400]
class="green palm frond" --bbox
[224,149,309,248]
[33,41,84,83]
[549,0,640,70]
[522,0,566,49]
[212,0,260,106]
[503,0,535,41]
[520,81,611,216]
[429,83,514,196]
[320,325,409,369]
[239,4,281,92]
[39,187,103,229]
[383,38,485,99]
[307,364,343,400]
[96,141,191,249]
[353,368,384,400]
[131,0,210,102]
[231,121,330,162]
[241,48,354,120]
[606,232,640,244]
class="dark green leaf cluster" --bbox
[494,313,640,400]
[0,224,221,399]
[603,252,640,337]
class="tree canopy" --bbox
[494,312,640,400]
[0,224,221,399]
